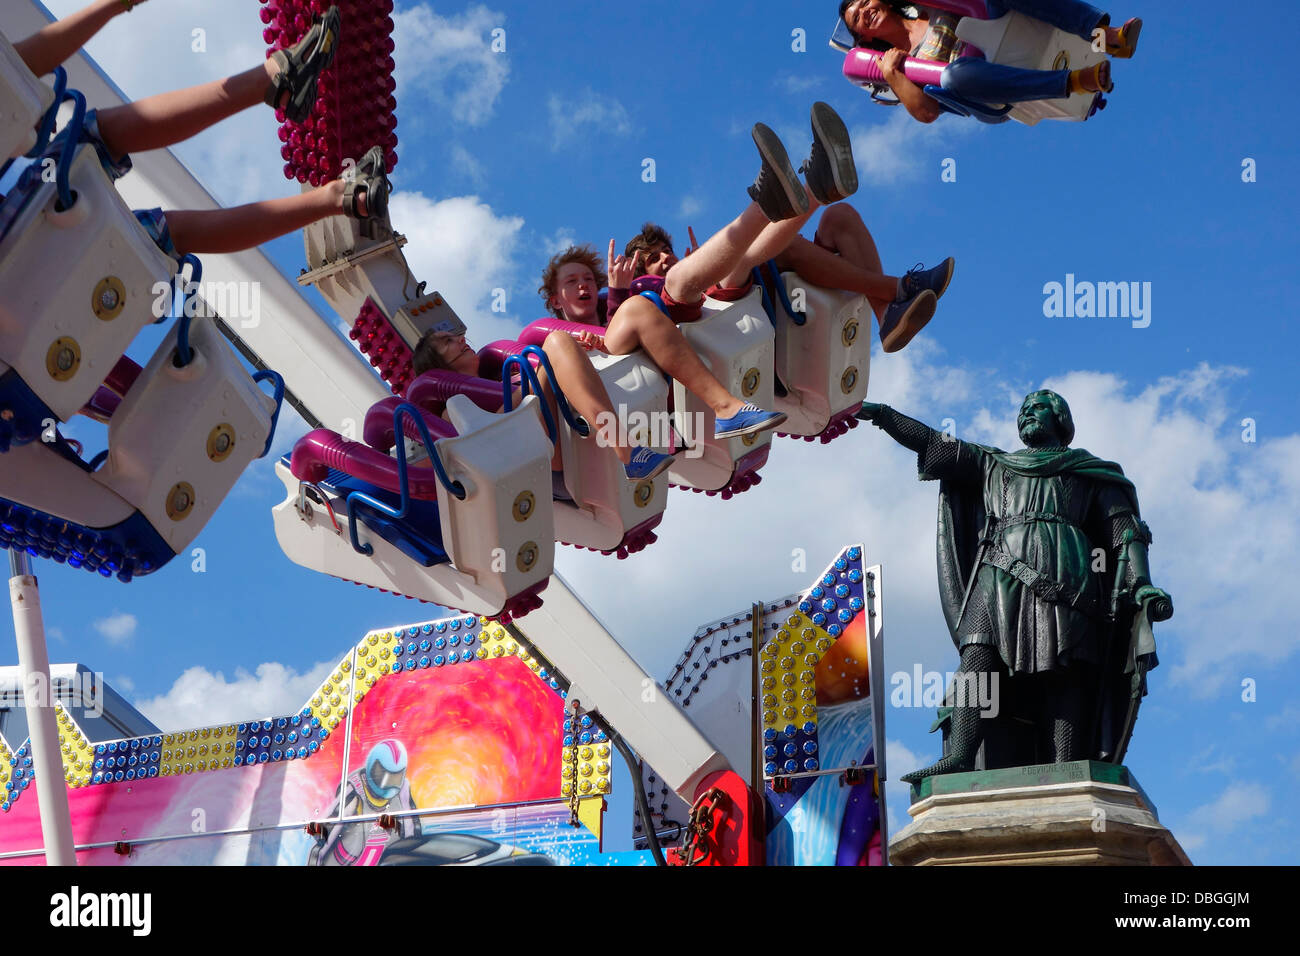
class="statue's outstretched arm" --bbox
[857,403,936,453]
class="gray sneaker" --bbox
[802,101,859,204]
[747,123,809,223]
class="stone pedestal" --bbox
[889,762,1191,866]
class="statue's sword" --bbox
[1097,531,1135,763]
[953,515,995,636]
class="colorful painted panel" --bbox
[763,547,887,866]
[0,613,611,864]
[634,545,887,866]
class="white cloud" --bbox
[543,229,577,257]
[93,612,137,646]
[849,109,974,185]
[884,737,931,839]
[778,72,824,95]
[678,196,704,220]
[133,659,337,732]
[548,90,631,152]
[1185,782,1270,838]
[448,142,487,189]
[1265,705,1300,732]
[392,4,509,128]
[1188,743,1237,776]
[389,189,527,342]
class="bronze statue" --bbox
[857,391,1172,783]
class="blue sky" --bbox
[3,0,1298,864]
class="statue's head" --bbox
[1017,390,1075,448]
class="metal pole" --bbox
[750,603,762,799]
[750,602,766,848]
[8,551,77,866]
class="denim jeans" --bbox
[939,0,1108,105]
[940,58,1069,104]
[985,0,1108,43]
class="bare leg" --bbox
[512,382,565,471]
[167,180,362,256]
[539,332,631,464]
[773,203,896,324]
[12,0,142,78]
[717,196,826,289]
[665,202,817,304]
[602,297,746,419]
[93,62,276,158]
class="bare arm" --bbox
[880,49,942,125]
[13,0,145,79]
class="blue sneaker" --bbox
[624,446,673,482]
[879,289,936,354]
[714,403,788,440]
[899,258,955,301]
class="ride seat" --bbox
[0,28,52,160]
[0,142,176,423]
[669,286,777,493]
[436,394,556,602]
[955,12,1105,124]
[769,274,870,437]
[92,314,275,555]
[552,350,670,554]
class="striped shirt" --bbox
[912,11,963,63]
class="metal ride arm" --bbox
[508,572,730,800]
[504,572,762,865]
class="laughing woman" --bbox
[838,0,1141,123]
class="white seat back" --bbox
[0,143,176,421]
[772,275,870,436]
[553,351,670,553]
[668,287,777,492]
[438,394,555,602]
[0,28,52,160]
[956,12,1105,124]
[93,314,274,553]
